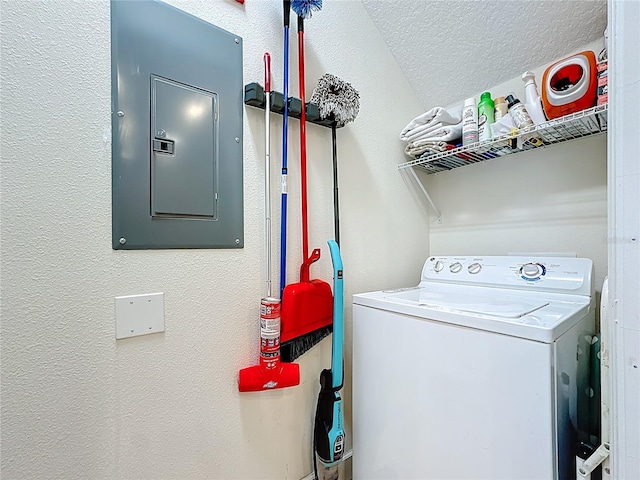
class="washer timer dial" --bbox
[519,263,546,281]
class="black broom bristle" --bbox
[281,324,333,363]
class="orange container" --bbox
[542,51,597,119]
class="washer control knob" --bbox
[468,263,482,274]
[434,261,444,272]
[450,262,463,273]
[521,263,542,278]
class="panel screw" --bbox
[235,38,239,44]
[235,137,240,143]
[156,129,166,138]
[117,111,124,117]
[235,238,240,244]
[119,237,126,245]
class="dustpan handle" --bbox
[300,248,320,282]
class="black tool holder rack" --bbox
[244,82,338,128]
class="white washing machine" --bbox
[352,256,595,480]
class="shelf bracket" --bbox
[406,167,442,224]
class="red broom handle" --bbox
[298,18,309,263]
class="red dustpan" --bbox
[281,248,333,344]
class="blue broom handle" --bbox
[280,25,289,297]
[327,240,344,388]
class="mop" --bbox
[310,74,360,245]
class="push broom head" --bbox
[290,0,322,18]
[310,74,360,127]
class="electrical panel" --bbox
[111,0,243,249]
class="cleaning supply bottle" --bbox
[506,94,543,147]
[522,71,547,125]
[462,97,478,145]
[506,94,534,129]
[494,96,508,120]
[477,92,495,142]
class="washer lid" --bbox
[392,289,549,318]
[353,286,591,343]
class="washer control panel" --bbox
[421,256,593,295]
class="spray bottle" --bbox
[462,97,479,145]
[522,71,547,125]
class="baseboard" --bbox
[300,450,353,480]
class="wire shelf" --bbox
[397,104,608,174]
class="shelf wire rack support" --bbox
[405,167,442,223]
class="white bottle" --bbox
[462,97,478,145]
[522,71,547,125]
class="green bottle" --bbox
[477,92,495,142]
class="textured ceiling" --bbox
[362,0,607,109]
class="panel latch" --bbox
[153,138,175,155]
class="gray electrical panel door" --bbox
[151,76,218,218]
[111,0,243,249]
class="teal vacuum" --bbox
[314,239,345,471]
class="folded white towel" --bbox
[400,106,462,140]
[404,140,450,157]
[404,122,445,143]
[404,122,462,148]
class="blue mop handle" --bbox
[327,240,344,389]
[279,22,290,297]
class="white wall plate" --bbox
[115,293,165,340]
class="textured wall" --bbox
[0,1,428,478]
[363,0,607,110]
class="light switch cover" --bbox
[115,293,165,340]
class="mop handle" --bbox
[264,53,272,299]
[298,15,309,262]
[332,124,340,246]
